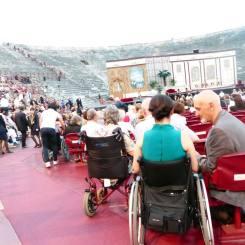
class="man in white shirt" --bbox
[135,98,154,141]
[80,109,104,137]
[40,102,64,168]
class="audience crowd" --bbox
[1,73,245,224]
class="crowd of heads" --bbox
[1,69,245,157]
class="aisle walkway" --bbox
[0,143,205,245]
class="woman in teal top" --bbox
[142,124,186,161]
[132,95,198,173]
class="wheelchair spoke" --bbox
[129,182,136,244]
[196,176,214,245]
[129,180,145,245]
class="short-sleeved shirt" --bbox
[40,109,61,129]
[80,120,105,137]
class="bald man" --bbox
[194,90,245,208]
[194,90,245,171]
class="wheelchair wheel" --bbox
[83,191,96,217]
[196,175,214,245]
[129,180,145,245]
[61,140,70,161]
[96,187,107,204]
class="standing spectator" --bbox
[76,97,83,109]
[40,102,64,168]
[66,98,73,109]
[28,107,41,148]
[0,113,13,154]
[15,106,29,148]
[39,96,44,104]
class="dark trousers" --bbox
[40,128,58,162]
[21,131,27,147]
[56,132,61,152]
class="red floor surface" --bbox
[0,141,241,245]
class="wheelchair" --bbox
[82,129,132,217]
[61,133,87,163]
[129,157,214,245]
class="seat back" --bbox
[188,123,212,133]
[230,110,245,116]
[194,139,206,155]
[235,115,245,123]
[140,158,190,189]
[210,152,245,191]
[85,135,128,179]
[187,119,200,126]
[64,133,81,149]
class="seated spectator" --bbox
[194,89,245,170]
[132,95,198,174]
[135,98,154,141]
[194,90,245,217]
[96,110,105,125]
[126,105,137,126]
[64,115,82,135]
[118,109,135,136]
[223,94,231,108]
[103,105,134,156]
[135,103,144,123]
[80,108,104,137]
[171,102,200,142]
[230,94,245,111]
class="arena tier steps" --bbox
[1,44,108,107]
[26,47,109,101]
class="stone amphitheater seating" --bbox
[0,44,113,107]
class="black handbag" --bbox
[143,185,192,233]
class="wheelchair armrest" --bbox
[80,130,87,142]
[112,127,123,142]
